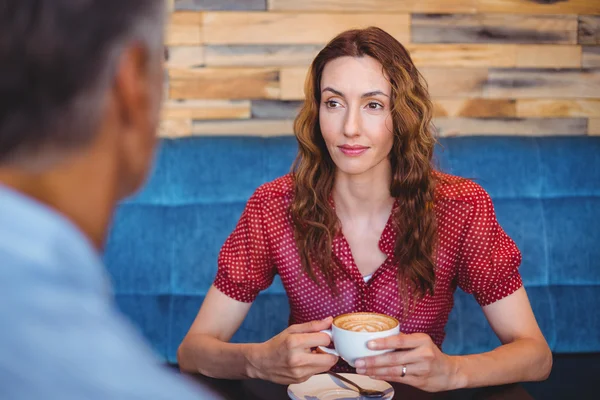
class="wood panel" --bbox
[278,67,524,100]
[191,119,295,136]
[204,45,321,67]
[269,0,600,15]
[589,118,600,135]
[412,14,577,44]
[269,0,477,13]
[515,45,581,68]
[207,44,519,68]
[516,99,600,117]
[195,44,582,68]
[433,117,587,136]
[421,68,489,97]
[583,46,600,68]
[169,68,280,99]
[162,100,251,120]
[433,99,516,118]
[167,46,204,68]
[163,5,600,138]
[251,100,303,119]
[408,44,516,67]
[280,67,308,100]
[272,67,492,99]
[175,0,266,11]
[275,67,480,100]
[484,68,600,99]
[410,44,581,68]
[159,119,193,137]
[578,16,600,45]
[167,12,203,46]
[477,0,600,15]
[202,12,410,44]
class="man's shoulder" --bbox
[0,239,63,284]
[0,254,209,399]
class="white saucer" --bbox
[287,373,394,400]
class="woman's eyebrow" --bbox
[322,87,389,98]
[322,87,344,97]
[362,90,389,98]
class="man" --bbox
[0,1,219,398]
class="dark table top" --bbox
[186,373,534,400]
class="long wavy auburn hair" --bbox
[290,27,441,308]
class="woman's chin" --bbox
[334,164,374,177]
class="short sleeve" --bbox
[213,188,276,303]
[456,185,523,307]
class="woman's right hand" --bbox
[246,317,339,384]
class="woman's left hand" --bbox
[354,333,463,392]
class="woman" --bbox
[177,27,552,392]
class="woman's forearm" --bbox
[177,334,259,380]
[452,337,552,389]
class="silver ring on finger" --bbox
[401,365,407,378]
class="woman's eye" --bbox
[367,102,383,110]
[326,100,341,108]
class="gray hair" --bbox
[0,0,166,168]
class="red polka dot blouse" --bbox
[213,173,522,349]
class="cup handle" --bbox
[317,329,339,357]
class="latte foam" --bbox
[334,312,398,332]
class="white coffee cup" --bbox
[318,312,400,367]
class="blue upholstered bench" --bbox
[104,136,600,363]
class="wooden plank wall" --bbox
[162,0,600,137]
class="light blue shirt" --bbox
[0,184,220,399]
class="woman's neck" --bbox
[332,160,394,220]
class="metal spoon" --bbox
[327,371,387,398]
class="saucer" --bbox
[287,373,394,400]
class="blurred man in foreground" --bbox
[0,1,218,398]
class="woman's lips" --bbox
[338,145,369,156]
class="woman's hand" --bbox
[246,317,339,384]
[354,333,462,392]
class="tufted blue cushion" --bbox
[104,136,600,362]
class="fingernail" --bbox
[367,341,378,349]
[354,360,365,368]
[356,368,366,374]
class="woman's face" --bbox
[319,55,394,178]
